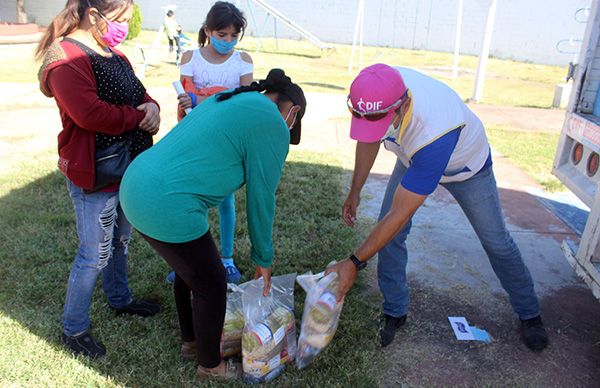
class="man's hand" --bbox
[177,93,192,111]
[254,265,272,296]
[325,259,358,302]
[137,102,160,135]
[342,191,360,227]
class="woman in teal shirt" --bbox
[119,69,306,379]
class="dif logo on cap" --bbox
[348,64,407,142]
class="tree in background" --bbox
[127,3,142,40]
[17,0,27,23]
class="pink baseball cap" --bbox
[348,64,407,143]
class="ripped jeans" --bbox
[62,179,133,336]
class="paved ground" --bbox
[3,83,600,386]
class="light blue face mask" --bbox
[210,36,238,54]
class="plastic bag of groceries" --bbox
[220,284,245,358]
[296,267,344,369]
[241,273,297,384]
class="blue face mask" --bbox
[210,36,238,54]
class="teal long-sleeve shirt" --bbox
[120,92,290,267]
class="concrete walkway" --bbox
[468,103,565,132]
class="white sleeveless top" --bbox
[179,49,253,90]
[383,67,489,183]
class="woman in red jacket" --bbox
[36,0,161,359]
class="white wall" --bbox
[134,0,591,66]
[0,2,17,22]
[4,0,592,66]
[0,0,64,26]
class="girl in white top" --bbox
[176,1,253,285]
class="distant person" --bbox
[176,0,253,284]
[120,69,306,379]
[177,25,192,47]
[163,9,180,61]
[326,64,549,352]
[35,0,161,359]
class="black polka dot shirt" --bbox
[66,38,152,158]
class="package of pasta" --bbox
[241,273,297,384]
[220,284,245,358]
[296,268,344,369]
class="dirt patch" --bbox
[378,281,600,387]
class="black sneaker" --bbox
[112,299,161,317]
[380,314,407,347]
[61,332,106,359]
[520,315,549,352]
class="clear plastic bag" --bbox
[220,284,245,358]
[241,273,297,384]
[296,269,344,369]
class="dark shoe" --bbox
[380,314,407,347]
[61,332,106,359]
[112,299,161,317]
[520,315,549,352]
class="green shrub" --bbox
[126,4,142,40]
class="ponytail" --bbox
[216,69,294,105]
[35,0,85,60]
[216,80,271,102]
[198,23,208,47]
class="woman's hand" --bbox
[254,265,272,297]
[137,102,160,135]
[177,93,192,111]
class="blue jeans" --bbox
[62,179,132,336]
[219,193,235,258]
[377,159,540,320]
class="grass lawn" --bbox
[487,126,564,192]
[2,30,565,108]
[0,142,382,386]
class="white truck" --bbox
[553,0,600,299]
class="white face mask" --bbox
[284,108,298,130]
[381,121,400,142]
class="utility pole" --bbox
[471,0,497,102]
[348,0,365,74]
[452,0,464,79]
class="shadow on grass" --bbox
[0,159,381,387]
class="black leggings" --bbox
[142,231,226,368]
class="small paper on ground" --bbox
[448,317,475,340]
[448,316,491,343]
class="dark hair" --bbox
[35,0,132,60]
[166,10,174,17]
[198,1,246,47]
[217,69,289,103]
[218,69,306,145]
